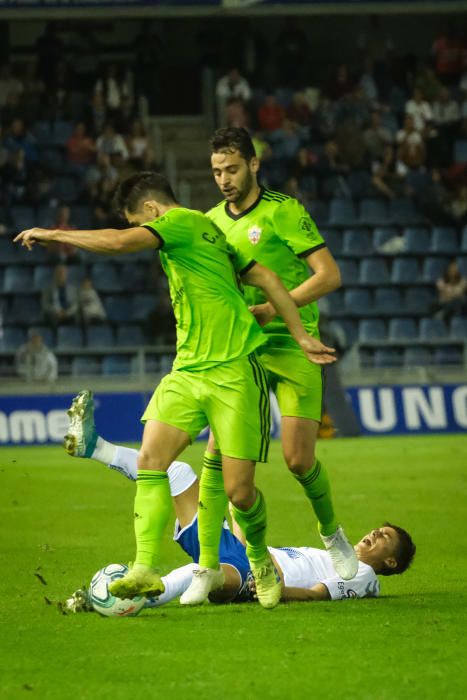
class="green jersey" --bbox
[143,207,265,370]
[207,188,326,348]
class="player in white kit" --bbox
[64,392,416,608]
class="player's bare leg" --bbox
[282,416,358,579]
[109,420,191,599]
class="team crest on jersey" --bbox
[248,225,262,245]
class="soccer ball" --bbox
[88,564,146,618]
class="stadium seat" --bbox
[450,316,467,340]
[388,317,418,341]
[430,227,458,254]
[391,258,419,283]
[346,171,372,200]
[373,287,402,313]
[419,318,447,341]
[373,227,400,251]
[404,227,431,254]
[10,206,35,231]
[434,346,464,365]
[359,258,389,285]
[344,288,372,314]
[389,198,421,225]
[0,237,20,265]
[29,325,55,348]
[342,229,373,256]
[116,324,145,346]
[104,295,133,323]
[358,319,387,342]
[422,257,449,283]
[86,325,115,348]
[328,199,357,226]
[454,140,467,162]
[323,289,343,315]
[404,286,435,314]
[71,356,101,376]
[121,262,149,292]
[307,201,328,225]
[5,296,42,325]
[53,175,81,204]
[335,259,358,284]
[33,265,53,291]
[358,199,389,226]
[37,205,59,229]
[3,267,33,293]
[333,319,358,345]
[358,347,374,368]
[131,294,157,322]
[159,354,175,373]
[91,263,123,293]
[102,355,133,375]
[323,229,342,255]
[0,326,26,351]
[403,347,433,367]
[56,326,84,349]
[374,348,403,368]
[456,256,467,276]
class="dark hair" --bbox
[113,171,176,214]
[210,127,256,162]
[380,522,416,576]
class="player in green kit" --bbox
[14,171,336,609]
[207,128,358,579]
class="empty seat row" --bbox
[359,345,464,368]
[326,226,464,256]
[335,256,467,285]
[317,198,422,227]
[69,354,175,376]
[0,324,149,351]
[333,316,466,346]
[327,286,436,315]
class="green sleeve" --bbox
[272,199,326,258]
[142,214,185,251]
[228,241,256,276]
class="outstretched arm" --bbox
[242,262,336,365]
[281,584,331,601]
[14,226,159,255]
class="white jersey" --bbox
[268,546,380,600]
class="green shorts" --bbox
[142,353,270,462]
[257,345,324,422]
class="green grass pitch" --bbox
[1,435,466,699]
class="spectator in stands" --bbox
[314,97,337,140]
[326,64,354,100]
[405,87,434,135]
[336,121,367,169]
[42,264,79,326]
[359,58,379,105]
[397,115,426,170]
[451,184,467,225]
[94,63,132,116]
[85,152,118,195]
[286,91,313,128]
[364,109,393,160]
[432,28,463,83]
[78,277,107,325]
[0,148,27,204]
[433,260,467,320]
[4,119,38,164]
[1,91,28,126]
[67,122,96,172]
[432,87,461,167]
[224,97,249,129]
[15,331,58,383]
[0,62,23,109]
[47,206,80,263]
[371,144,407,200]
[126,119,152,169]
[258,94,285,133]
[415,168,456,226]
[216,67,251,126]
[114,94,136,135]
[96,123,128,162]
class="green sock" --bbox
[232,489,268,563]
[294,460,338,537]
[134,470,172,569]
[198,452,228,570]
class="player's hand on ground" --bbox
[299,336,336,365]
[14,228,52,250]
[248,302,276,327]
[248,576,258,601]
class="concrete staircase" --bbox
[156,115,220,212]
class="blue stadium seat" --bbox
[388,317,418,341]
[346,171,372,199]
[373,287,402,312]
[91,263,123,293]
[159,354,175,373]
[131,294,157,322]
[422,257,449,283]
[456,256,467,276]
[328,199,357,226]
[454,140,467,162]
[5,296,42,325]
[434,346,464,365]
[307,200,328,225]
[29,325,55,348]
[10,206,35,231]
[116,324,145,346]
[37,205,59,229]
[359,319,387,342]
[359,258,389,285]
[344,288,372,314]
[66,265,87,287]
[86,325,115,348]
[374,348,403,368]
[430,227,458,254]
[121,262,149,292]
[450,316,467,340]
[323,229,342,255]
[404,227,431,254]
[342,229,373,256]
[102,355,132,375]
[324,289,343,315]
[419,318,447,341]
[53,175,81,204]
[391,258,419,283]
[359,199,389,226]
[0,326,26,351]
[389,199,421,226]
[71,356,101,376]
[403,347,433,367]
[3,267,33,293]
[33,265,53,291]
[462,227,467,252]
[335,259,358,284]
[104,295,132,323]
[70,205,94,230]
[56,326,84,349]
[333,319,358,345]
[373,227,400,251]
[0,237,20,264]
[404,287,435,314]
